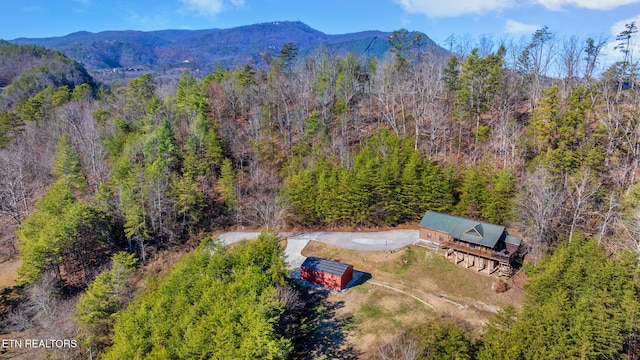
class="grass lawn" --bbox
[300,241,524,359]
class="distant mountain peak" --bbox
[10,22,446,72]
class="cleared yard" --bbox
[300,240,524,359]
[0,260,19,289]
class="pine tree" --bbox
[102,232,292,359]
[154,119,178,169]
[482,167,515,224]
[171,173,203,225]
[175,72,208,112]
[420,158,456,214]
[216,158,236,210]
[52,133,86,189]
[529,85,560,153]
[281,166,319,225]
[477,306,518,360]
[75,252,138,352]
[17,180,107,284]
[456,164,489,219]
[400,151,425,219]
[456,46,505,143]
[479,237,640,359]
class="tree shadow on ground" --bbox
[291,288,360,359]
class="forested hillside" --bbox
[100,232,292,359]
[10,21,443,73]
[0,40,95,108]
[0,23,640,359]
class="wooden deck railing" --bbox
[441,240,511,263]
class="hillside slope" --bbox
[0,40,94,108]
[10,21,446,70]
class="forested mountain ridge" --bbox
[1,22,640,359]
[0,41,95,149]
[0,41,95,108]
[9,21,445,71]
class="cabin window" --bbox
[439,235,443,241]
[427,232,432,238]
[465,227,482,237]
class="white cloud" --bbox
[393,0,640,17]
[393,0,515,17]
[504,19,540,34]
[602,15,640,64]
[21,5,46,13]
[602,14,640,62]
[128,11,174,31]
[610,14,640,35]
[532,0,640,11]
[179,0,245,16]
[180,0,224,16]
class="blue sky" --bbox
[2,0,639,56]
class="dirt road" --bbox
[218,230,419,268]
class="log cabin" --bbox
[418,210,522,276]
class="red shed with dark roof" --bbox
[301,257,353,290]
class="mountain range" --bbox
[10,21,446,71]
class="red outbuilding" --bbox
[300,256,353,290]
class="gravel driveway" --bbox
[218,230,419,268]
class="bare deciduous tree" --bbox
[565,168,600,242]
[57,100,109,188]
[248,194,289,230]
[597,192,620,247]
[518,166,564,265]
[376,332,420,360]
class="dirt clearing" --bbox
[301,241,524,358]
[0,261,19,289]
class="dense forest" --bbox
[1,23,640,359]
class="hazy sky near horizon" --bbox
[2,0,639,57]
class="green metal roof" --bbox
[419,211,506,248]
[505,235,522,246]
[418,210,463,233]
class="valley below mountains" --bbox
[9,21,446,73]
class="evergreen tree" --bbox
[477,306,518,360]
[75,252,138,352]
[529,85,561,153]
[281,165,320,225]
[124,74,157,121]
[175,72,208,112]
[171,173,203,227]
[456,46,505,142]
[17,180,107,284]
[102,232,292,359]
[479,237,640,359]
[413,321,475,360]
[150,119,178,170]
[419,158,456,214]
[456,164,490,219]
[388,28,413,71]
[278,42,299,74]
[52,133,86,189]
[0,110,21,147]
[443,56,461,93]
[216,158,236,210]
[400,151,425,218]
[482,167,515,224]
